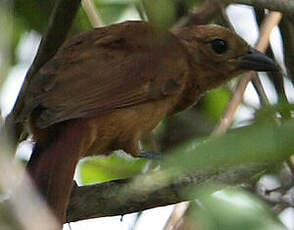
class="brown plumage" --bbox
[17,21,278,227]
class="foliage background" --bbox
[1,0,294,230]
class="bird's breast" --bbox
[83,96,179,157]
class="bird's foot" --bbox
[72,180,79,192]
[137,151,161,160]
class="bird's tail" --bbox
[27,120,87,226]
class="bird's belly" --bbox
[84,98,176,157]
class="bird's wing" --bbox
[20,22,188,128]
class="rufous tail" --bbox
[27,120,86,227]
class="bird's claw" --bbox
[137,151,162,160]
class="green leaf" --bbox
[14,0,54,33]
[189,187,286,230]
[203,88,231,121]
[78,152,147,184]
[142,0,176,32]
[94,0,133,25]
[163,119,294,172]
[75,7,93,31]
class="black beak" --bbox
[238,47,280,72]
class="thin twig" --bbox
[227,0,294,17]
[251,74,271,106]
[11,0,81,120]
[82,0,103,27]
[176,0,290,28]
[163,202,190,230]
[256,11,282,51]
[175,0,222,27]
[166,10,282,229]
[5,0,81,145]
[0,130,58,229]
[280,17,294,82]
[212,73,253,135]
[213,11,282,135]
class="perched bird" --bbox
[16,21,278,227]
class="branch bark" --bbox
[212,11,282,135]
[177,0,293,28]
[227,0,294,17]
[67,164,265,222]
[280,17,294,82]
[81,0,103,27]
[5,0,81,144]
[175,0,223,27]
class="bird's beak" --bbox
[238,47,280,72]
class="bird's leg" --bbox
[137,133,162,160]
[137,151,162,160]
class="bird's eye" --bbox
[210,39,228,54]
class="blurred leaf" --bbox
[163,119,294,172]
[11,17,27,64]
[203,87,231,121]
[14,0,54,33]
[143,0,176,33]
[75,7,93,31]
[188,187,286,230]
[255,103,294,122]
[172,0,200,19]
[280,17,294,82]
[78,152,147,184]
[0,1,13,86]
[94,0,133,25]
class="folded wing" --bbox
[19,21,188,128]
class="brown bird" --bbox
[16,21,278,227]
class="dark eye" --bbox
[210,39,228,54]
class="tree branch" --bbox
[280,17,294,82]
[175,0,222,27]
[81,0,103,27]
[212,11,281,135]
[67,164,265,222]
[67,116,294,223]
[176,0,293,28]
[227,0,294,17]
[5,0,81,143]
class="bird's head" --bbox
[173,24,280,90]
